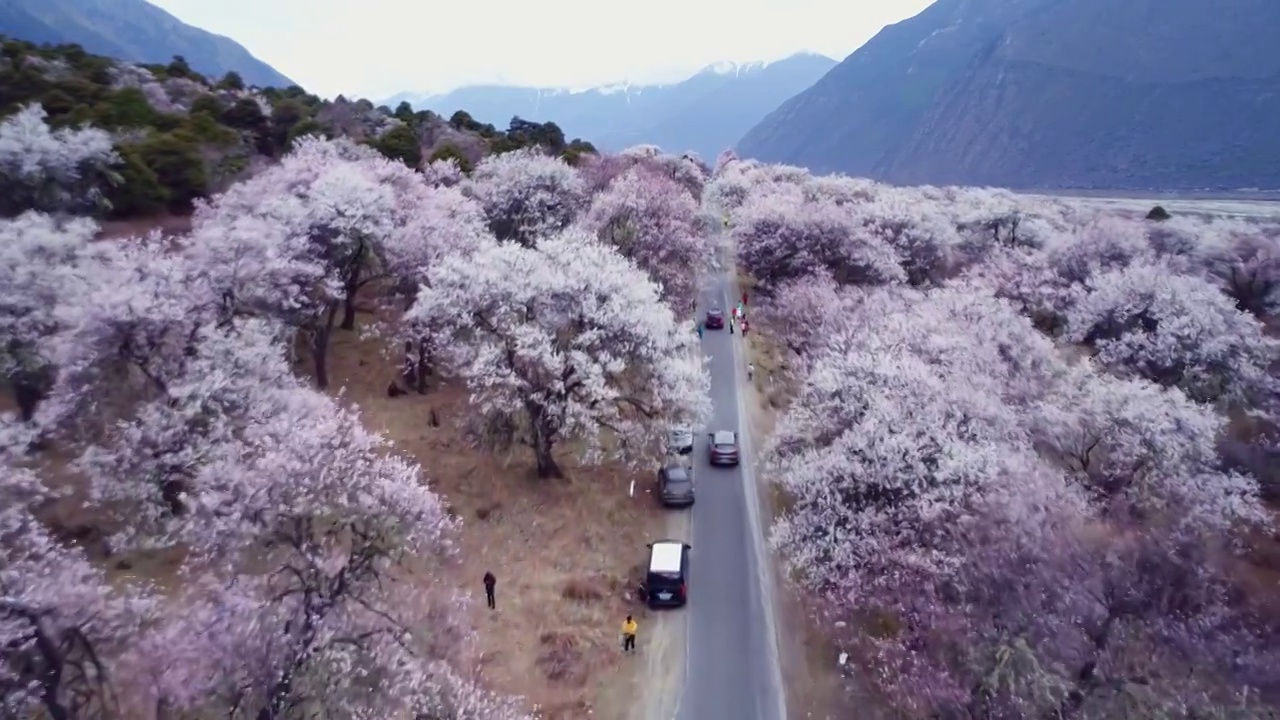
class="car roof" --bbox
[712,430,736,445]
[664,465,691,481]
[649,541,684,574]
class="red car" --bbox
[705,308,725,330]
[708,430,740,466]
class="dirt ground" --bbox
[324,328,681,719]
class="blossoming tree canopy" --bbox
[0,103,119,218]
[405,225,711,477]
[462,147,588,247]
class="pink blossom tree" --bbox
[1,420,157,720]
[1032,365,1266,530]
[112,383,491,719]
[461,148,587,246]
[404,227,711,477]
[713,149,738,175]
[0,104,120,218]
[1066,260,1280,405]
[1196,217,1280,318]
[583,166,706,310]
[733,186,905,291]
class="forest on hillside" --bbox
[0,35,596,220]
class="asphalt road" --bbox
[672,266,786,720]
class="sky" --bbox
[147,0,934,100]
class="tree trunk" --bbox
[312,304,339,389]
[415,340,430,394]
[340,261,361,331]
[12,377,44,422]
[533,434,562,479]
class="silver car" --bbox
[667,425,694,455]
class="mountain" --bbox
[736,0,1280,192]
[385,52,836,161]
[0,0,294,88]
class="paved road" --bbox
[672,265,786,720]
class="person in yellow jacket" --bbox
[621,615,638,653]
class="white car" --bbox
[667,426,694,455]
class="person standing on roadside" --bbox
[748,362,755,381]
[621,615,638,653]
[483,571,496,610]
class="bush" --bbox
[373,124,422,169]
[105,144,170,217]
[430,143,473,173]
[133,132,207,211]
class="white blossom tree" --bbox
[0,104,120,218]
[0,212,98,420]
[405,227,711,477]
[462,148,588,247]
[1066,260,1280,405]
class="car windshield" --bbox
[713,431,735,445]
[665,466,690,482]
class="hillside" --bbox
[0,35,594,220]
[735,0,1280,192]
[0,0,293,88]
[386,52,835,161]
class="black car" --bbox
[642,539,691,608]
[705,307,725,329]
[708,430,740,466]
[658,463,694,507]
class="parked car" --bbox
[708,430,740,466]
[641,539,691,608]
[667,425,694,455]
[658,463,694,507]
[705,307,725,329]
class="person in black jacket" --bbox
[483,571,497,609]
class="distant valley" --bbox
[384,52,835,161]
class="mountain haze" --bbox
[386,52,836,160]
[0,0,294,88]
[737,0,1280,191]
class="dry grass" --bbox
[96,212,194,240]
[323,327,671,719]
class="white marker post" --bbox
[629,479,635,497]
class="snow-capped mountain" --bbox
[380,52,836,160]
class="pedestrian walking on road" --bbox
[621,615,638,653]
[696,323,704,340]
[748,362,755,381]
[742,318,750,336]
[483,571,496,610]
[742,291,748,306]
[729,318,735,335]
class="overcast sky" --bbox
[147,0,933,99]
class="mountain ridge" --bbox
[0,0,294,88]
[382,52,837,160]
[736,0,1280,191]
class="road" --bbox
[670,264,786,720]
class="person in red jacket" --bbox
[742,291,748,306]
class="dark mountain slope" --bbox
[737,0,1280,191]
[0,0,294,88]
[388,53,836,160]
